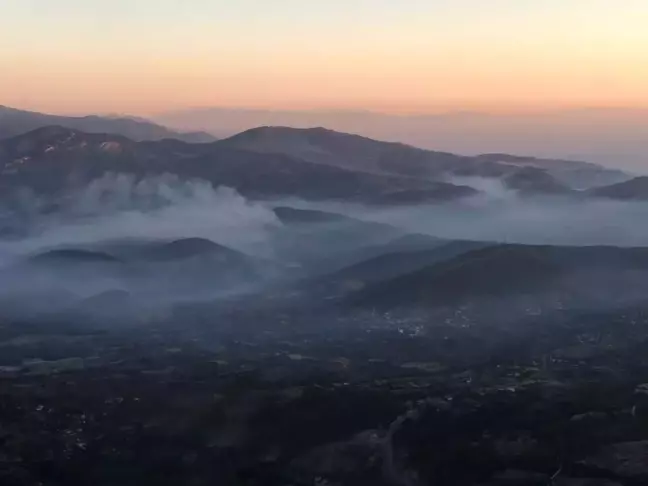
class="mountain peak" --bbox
[219,125,431,176]
[226,125,340,139]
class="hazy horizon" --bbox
[3,1,648,170]
[155,106,648,172]
[6,103,648,120]
[2,103,648,172]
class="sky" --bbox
[2,0,648,116]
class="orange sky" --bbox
[2,0,648,116]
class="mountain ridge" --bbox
[154,105,648,171]
[218,126,627,191]
[0,126,474,203]
[0,105,217,143]
[588,176,648,200]
[0,124,638,202]
[346,243,648,311]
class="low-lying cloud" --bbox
[4,172,648,326]
[285,178,648,247]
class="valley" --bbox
[1,119,648,485]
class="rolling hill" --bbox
[346,244,648,310]
[313,240,486,296]
[588,176,648,200]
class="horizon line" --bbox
[5,102,648,120]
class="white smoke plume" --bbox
[0,173,281,262]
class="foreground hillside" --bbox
[2,194,648,485]
[346,243,648,314]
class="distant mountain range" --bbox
[219,126,627,191]
[0,122,642,202]
[0,105,216,143]
[0,126,473,202]
[154,106,648,172]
